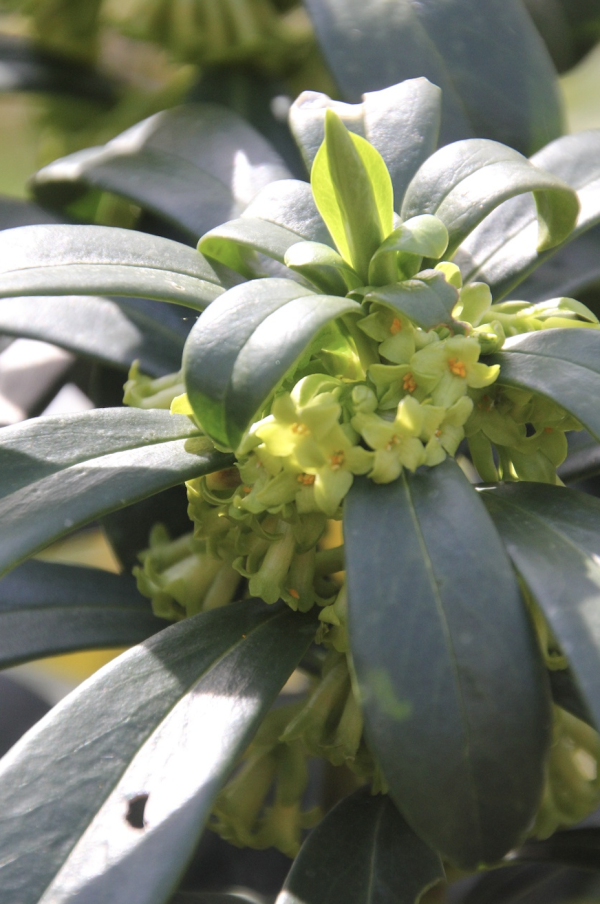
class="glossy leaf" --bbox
[0,560,165,668]
[0,599,316,904]
[277,787,443,904]
[198,180,332,279]
[344,459,551,869]
[31,105,291,243]
[0,295,186,375]
[365,270,458,330]
[481,482,600,733]
[0,225,223,311]
[487,329,600,442]
[516,226,600,304]
[0,408,233,576]
[457,131,600,300]
[183,278,360,449]
[289,78,442,205]
[303,0,562,154]
[401,139,579,258]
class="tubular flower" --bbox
[411,334,500,407]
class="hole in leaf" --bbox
[125,793,148,830]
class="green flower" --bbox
[420,396,474,466]
[411,335,499,407]
[294,423,374,515]
[352,395,425,483]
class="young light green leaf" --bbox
[364,270,458,331]
[368,215,449,284]
[0,600,316,904]
[0,408,233,576]
[401,139,579,258]
[481,482,600,734]
[486,329,600,442]
[0,560,165,668]
[311,109,393,281]
[344,460,551,869]
[277,787,444,904]
[183,278,361,449]
[289,79,442,204]
[0,225,223,311]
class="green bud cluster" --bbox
[210,703,321,857]
[130,110,600,855]
[133,523,241,620]
[124,363,185,411]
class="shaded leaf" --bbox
[0,34,116,102]
[365,269,458,330]
[0,225,223,311]
[289,78,442,204]
[487,329,600,442]
[515,829,600,872]
[0,560,165,668]
[183,278,360,449]
[0,408,233,576]
[401,139,579,258]
[0,194,61,230]
[0,599,316,904]
[456,131,600,300]
[277,786,443,904]
[344,459,551,868]
[481,482,600,733]
[515,226,600,304]
[31,105,291,243]
[303,0,562,154]
[0,295,186,376]
[558,430,600,484]
[454,863,596,904]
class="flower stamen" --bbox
[448,357,467,378]
[402,372,417,393]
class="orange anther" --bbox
[385,434,400,452]
[291,422,310,435]
[544,427,554,433]
[297,473,316,486]
[448,357,467,378]
[288,589,300,599]
[402,372,417,393]
[329,451,345,470]
[390,317,402,335]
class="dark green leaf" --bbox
[401,139,579,258]
[0,599,316,904]
[303,0,562,154]
[0,34,116,102]
[457,132,600,300]
[515,227,600,304]
[481,482,600,733]
[101,486,190,572]
[0,295,185,375]
[289,78,442,205]
[548,668,595,728]
[0,560,165,668]
[515,829,600,871]
[242,179,332,246]
[183,278,360,449]
[486,329,600,442]
[0,225,223,311]
[365,270,458,330]
[0,194,61,230]
[455,863,595,904]
[344,459,551,869]
[277,787,443,904]
[0,408,233,576]
[31,105,291,243]
[558,430,600,484]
